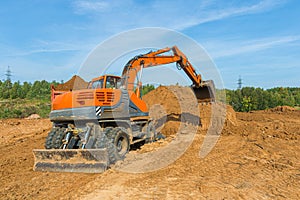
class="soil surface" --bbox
[1,86,300,199]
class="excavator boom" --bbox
[122,46,215,102]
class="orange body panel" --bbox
[128,91,148,113]
[52,88,122,110]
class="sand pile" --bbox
[268,106,296,112]
[55,75,88,91]
[199,103,237,130]
[143,85,237,136]
[25,114,41,120]
[143,85,199,137]
[143,86,181,115]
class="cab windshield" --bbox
[88,76,121,89]
[89,79,104,89]
[105,76,121,89]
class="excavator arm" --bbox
[171,46,202,87]
[122,46,215,102]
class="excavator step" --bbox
[33,149,109,173]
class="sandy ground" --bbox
[0,86,300,199]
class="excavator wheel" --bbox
[94,127,123,164]
[52,128,66,149]
[95,133,116,164]
[101,127,130,164]
[110,127,130,158]
[45,127,59,149]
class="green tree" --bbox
[230,89,243,111]
[226,86,299,112]
[1,80,12,99]
[241,96,253,112]
[0,80,3,99]
[10,81,22,99]
[295,92,300,106]
[21,82,32,99]
[26,80,51,100]
[27,81,41,99]
[142,84,155,96]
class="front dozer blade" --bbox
[33,149,108,173]
[192,80,216,103]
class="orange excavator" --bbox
[33,46,215,173]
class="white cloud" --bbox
[71,0,285,31]
[6,48,79,57]
[206,35,300,58]
[2,39,94,57]
[174,0,283,30]
[73,0,109,14]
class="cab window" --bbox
[91,79,104,89]
[106,76,121,89]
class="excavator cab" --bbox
[88,75,122,89]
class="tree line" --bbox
[0,80,59,100]
[226,87,300,112]
[0,80,299,113]
[0,80,60,119]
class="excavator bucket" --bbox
[33,149,109,173]
[192,80,216,103]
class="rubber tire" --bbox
[95,127,119,164]
[95,127,130,165]
[45,127,58,149]
[107,127,130,158]
[52,128,66,149]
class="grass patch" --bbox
[0,99,51,119]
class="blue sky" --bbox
[0,0,299,89]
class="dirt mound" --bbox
[143,85,199,137]
[198,103,237,131]
[143,86,181,115]
[55,75,88,91]
[25,114,41,119]
[143,86,237,134]
[268,106,296,112]
[225,105,237,125]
